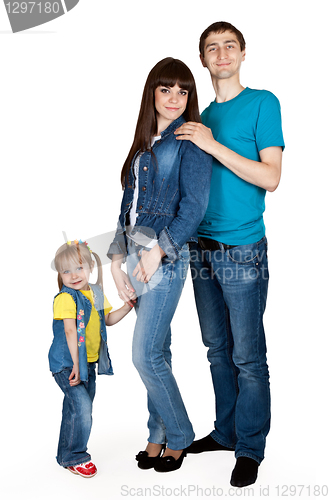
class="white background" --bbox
[1,0,329,498]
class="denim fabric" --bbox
[190,237,270,463]
[108,116,212,262]
[49,284,113,381]
[54,363,96,467]
[126,239,194,450]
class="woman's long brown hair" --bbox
[120,57,202,188]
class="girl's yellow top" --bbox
[53,289,112,362]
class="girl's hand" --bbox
[105,301,134,326]
[133,245,165,283]
[69,365,81,386]
[111,265,136,306]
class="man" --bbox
[175,22,284,487]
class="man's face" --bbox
[200,30,245,81]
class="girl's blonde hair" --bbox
[54,242,103,291]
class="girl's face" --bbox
[154,83,188,134]
[59,259,93,291]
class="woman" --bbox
[108,57,212,472]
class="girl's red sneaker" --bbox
[67,461,97,478]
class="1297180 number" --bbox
[5,2,60,14]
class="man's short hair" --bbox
[199,21,246,57]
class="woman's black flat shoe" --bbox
[153,449,187,473]
[135,445,165,470]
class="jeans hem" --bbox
[235,451,263,464]
[148,438,166,445]
[148,436,195,450]
[210,430,236,450]
[58,453,91,468]
[167,435,195,451]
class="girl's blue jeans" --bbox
[189,237,270,464]
[53,362,96,467]
[127,239,195,450]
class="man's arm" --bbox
[174,122,282,192]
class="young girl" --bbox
[108,58,212,472]
[49,240,133,478]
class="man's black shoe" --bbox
[186,434,234,454]
[230,457,259,487]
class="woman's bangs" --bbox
[155,63,195,93]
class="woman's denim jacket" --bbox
[107,116,212,261]
[48,284,113,382]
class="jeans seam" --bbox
[208,252,238,447]
[256,237,269,459]
[256,261,262,374]
[61,383,77,464]
[256,244,268,379]
[148,264,188,448]
[55,371,73,465]
[225,305,239,444]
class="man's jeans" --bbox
[127,239,195,450]
[54,363,96,467]
[190,237,270,463]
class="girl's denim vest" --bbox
[49,284,113,381]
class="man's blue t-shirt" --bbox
[198,87,285,245]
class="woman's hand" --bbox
[111,254,136,306]
[69,364,81,386]
[133,245,165,283]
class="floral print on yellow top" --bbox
[53,289,112,362]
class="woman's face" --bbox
[154,83,188,133]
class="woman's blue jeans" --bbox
[189,237,270,464]
[127,239,195,450]
[53,363,96,467]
